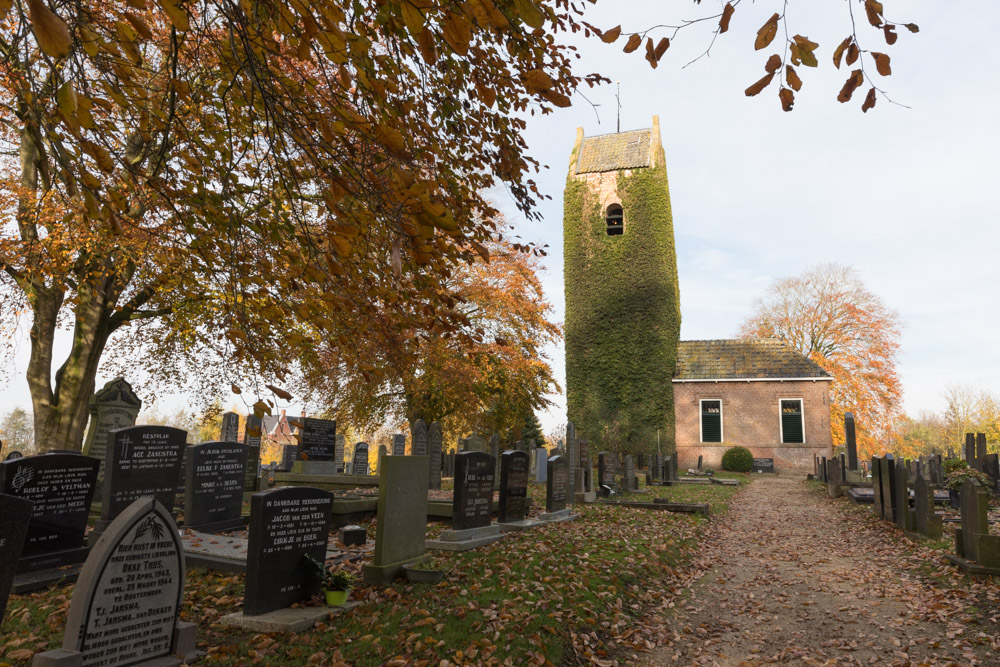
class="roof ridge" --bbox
[581,127,651,140]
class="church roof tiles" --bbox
[575,128,651,173]
[674,339,832,381]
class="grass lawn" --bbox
[1,475,750,666]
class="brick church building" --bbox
[562,116,833,472]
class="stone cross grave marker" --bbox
[362,456,429,584]
[298,417,337,461]
[352,442,370,476]
[392,433,406,456]
[498,450,530,523]
[844,412,858,471]
[244,486,333,616]
[184,442,247,533]
[429,422,443,490]
[913,475,942,538]
[82,378,142,480]
[546,455,568,513]
[243,415,263,492]
[452,451,495,531]
[100,426,186,531]
[0,453,100,574]
[34,498,193,667]
[220,411,240,442]
[0,493,32,627]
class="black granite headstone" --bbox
[4,451,23,461]
[498,450,530,523]
[244,486,333,616]
[0,493,32,625]
[546,455,568,512]
[298,417,337,461]
[844,412,858,471]
[752,457,775,473]
[452,451,495,531]
[243,415,263,492]
[0,452,99,572]
[392,433,406,456]
[184,442,247,532]
[352,442,370,476]
[220,411,240,442]
[101,426,186,525]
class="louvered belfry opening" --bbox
[606,204,623,236]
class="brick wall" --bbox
[673,380,833,472]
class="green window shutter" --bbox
[701,401,722,443]
[781,400,804,444]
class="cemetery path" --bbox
[645,477,998,666]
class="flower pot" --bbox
[403,563,444,584]
[948,489,960,509]
[325,589,350,606]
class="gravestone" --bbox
[220,411,240,442]
[565,422,577,502]
[298,417,337,461]
[352,442,370,476]
[878,455,897,522]
[244,487,333,615]
[964,433,976,466]
[410,420,428,456]
[651,453,662,480]
[671,452,679,480]
[975,433,987,468]
[465,436,488,453]
[377,444,387,474]
[839,453,847,482]
[243,415,263,492]
[752,458,775,474]
[1,452,100,575]
[279,445,297,472]
[33,497,195,667]
[598,452,615,496]
[637,453,645,470]
[99,426,186,531]
[982,453,1000,493]
[624,455,636,491]
[392,434,406,456]
[893,462,911,531]
[498,450,530,523]
[363,456,428,584]
[428,422,443,490]
[82,378,142,479]
[844,412,858,471]
[0,493,32,627]
[697,454,703,471]
[335,434,346,473]
[184,442,247,533]
[451,451,495,531]
[489,434,500,490]
[913,475,942,538]
[544,455,569,514]
[535,447,548,483]
[4,450,23,460]
[957,478,991,564]
[871,456,883,518]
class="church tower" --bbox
[563,116,680,453]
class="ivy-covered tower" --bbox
[563,116,680,453]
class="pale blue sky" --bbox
[2,2,997,443]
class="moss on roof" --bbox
[575,129,651,174]
[674,339,831,380]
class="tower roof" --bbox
[575,128,651,174]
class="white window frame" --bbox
[699,399,724,444]
[778,397,805,444]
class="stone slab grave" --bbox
[93,426,186,544]
[1,493,32,628]
[32,498,199,667]
[497,450,539,532]
[243,415,263,492]
[540,455,578,522]
[184,442,247,533]
[752,457,775,474]
[81,378,142,482]
[1,452,100,593]
[363,456,429,584]
[221,486,344,632]
[597,498,710,515]
[947,478,1000,578]
[428,451,502,551]
[291,417,338,475]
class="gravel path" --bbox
[645,476,999,666]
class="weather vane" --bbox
[616,80,621,133]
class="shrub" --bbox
[721,446,754,472]
[942,458,967,475]
[945,467,993,492]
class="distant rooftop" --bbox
[575,128,651,174]
[674,339,832,381]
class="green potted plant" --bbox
[944,467,993,509]
[306,554,355,605]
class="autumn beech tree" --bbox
[298,239,561,438]
[740,263,903,459]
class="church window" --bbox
[605,204,623,236]
[780,399,804,444]
[700,400,723,443]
